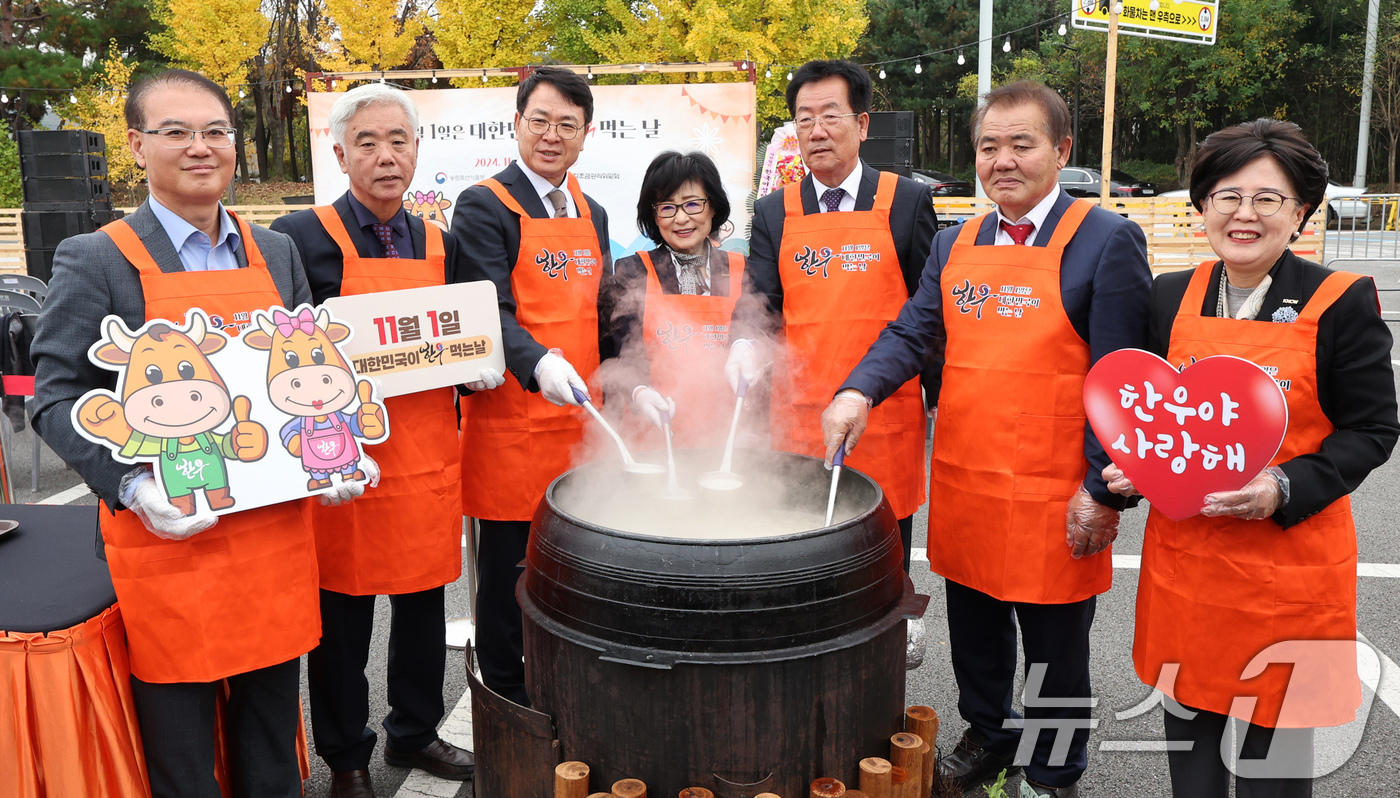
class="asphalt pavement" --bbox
[17,253,1400,797]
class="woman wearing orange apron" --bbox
[600,151,747,452]
[1107,121,1397,797]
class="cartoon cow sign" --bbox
[73,311,268,515]
[242,305,388,491]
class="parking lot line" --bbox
[36,484,91,505]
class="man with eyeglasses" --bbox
[730,59,937,586]
[270,83,482,798]
[33,68,318,797]
[821,81,1152,797]
[448,65,610,707]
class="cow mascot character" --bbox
[75,312,269,516]
[242,305,387,491]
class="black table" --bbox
[0,503,112,633]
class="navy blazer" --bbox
[269,192,462,305]
[449,162,612,389]
[841,190,1153,507]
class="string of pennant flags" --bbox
[0,10,1074,106]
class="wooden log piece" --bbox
[858,757,893,798]
[555,762,591,798]
[846,792,869,798]
[810,778,846,798]
[919,742,933,798]
[678,790,714,798]
[905,705,939,798]
[754,794,783,798]
[889,766,909,798]
[586,794,612,798]
[612,779,648,798]
[890,732,923,798]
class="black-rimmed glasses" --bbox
[1205,190,1300,217]
[141,127,237,148]
[654,199,709,218]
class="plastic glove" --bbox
[1102,463,1140,497]
[466,368,505,393]
[821,389,871,468]
[124,471,218,541]
[631,385,676,429]
[534,351,589,406]
[1201,468,1284,521]
[724,339,761,394]
[1065,483,1120,559]
[319,452,380,506]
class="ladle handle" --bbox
[573,388,637,466]
[832,436,847,468]
[570,385,590,406]
[736,374,748,399]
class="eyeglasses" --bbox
[654,198,709,218]
[1205,190,1300,217]
[523,117,583,140]
[793,112,859,131]
[141,127,237,148]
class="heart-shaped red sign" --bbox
[1084,349,1288,520]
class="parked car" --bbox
[1057,167,1158,197]
[910,169,976,197]
[1159,181,1368,223]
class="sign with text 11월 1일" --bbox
[322,281,505,398]
[1083,349,1288,520]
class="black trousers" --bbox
[1164,705,1314,798]
[475,518,531,707]
[306,586,446,771]
[945,579,1096,789]
[130,658,302,798]
[897,515,912,573]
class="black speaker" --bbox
[24,250,56,282]
[868,164,913,177]
[860,137,914,165]
[21,176,111,204]
[17,130,105,156]
[20,153,107,179]
[866,111,914,138]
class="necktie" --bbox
[372,223,400,259]
[546,189,568,219]
[821,188,845,213]
[1000,219,1035,246]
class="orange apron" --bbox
[305,206,462,595]
[774,172,926,518]
[628,248,745,450]
[97,216,320,683]
[1134,262,1363,728]
[930,201,1107,604]
[459,174,603,521]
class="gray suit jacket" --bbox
[33,200,311,509]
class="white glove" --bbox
[125,471,218,541]
[318,452,381,507]
[466,368,505,393]
[724,339,761,393]
[534,351,589,406]
[631,385,677,429]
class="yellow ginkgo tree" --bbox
[149,0,268,100]
[322,0,424,72]
[432,0,545,87]
[61,40,142,188]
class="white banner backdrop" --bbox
[307,82,758,258]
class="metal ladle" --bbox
[571,385,663,476]
[825,436,847,527]
[697,375,747,492]
[656,409,695,501]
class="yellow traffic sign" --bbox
[1072,0,1217,45]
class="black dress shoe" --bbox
[937,729,1020,789]
[384,737,475,780]
[329,769,376,798]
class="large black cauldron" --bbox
[520,449,926,798]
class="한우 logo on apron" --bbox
[793,245,834,279]
[950,279,993,319]
[655,320,695,352]
[537,249,571,281]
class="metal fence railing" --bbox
[1323,194,1400,264]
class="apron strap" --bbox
[637,249,661,293]
[783,180,806,218]
[953,213,991,248]
[872,171,898,212]
[480,178,529,218]
[100,219,164,276]
[1297,270,1364,323]
[725,250,745,298]
[227,210,266,271]
[423,220,446,259]
[1043,199,1094,251]
[1176,260,1220,322]
[312,205,359,259]
[565,173,592,220]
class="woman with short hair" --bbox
[1107,118,1398,797]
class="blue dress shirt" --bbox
[148,196,241,272]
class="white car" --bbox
[1159,181,1369,222]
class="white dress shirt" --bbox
[148,196,241,271]
[993,188,1061,247]
[517,160,579,218]
[811,161,865,213]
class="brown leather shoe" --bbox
[384,737,474,780]
[329,769,376,798]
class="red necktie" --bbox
[1000,220,1035,246]
[372,223,401,259]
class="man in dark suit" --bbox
[448,66,610,707]
[822,81,1153,797]
[33,69,317,798]
[271,84,481,798]
[730,59,938,578]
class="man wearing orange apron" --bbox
[270,85,482,798]
[732,59,937,571]
[449,67,610,707]
[34,70,318,798]
[823,81,1152,797]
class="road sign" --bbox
[1072,0,1217,45]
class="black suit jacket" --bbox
[1148,252,1399,528]
[741,162,938,339]
[449,162,612,389]
[269,192,461,305]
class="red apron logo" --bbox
[794,245,834,278]
[537,249,571,281]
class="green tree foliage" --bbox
[150,0,268,99]
[432,0,544,87]
[0,119,21,206]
